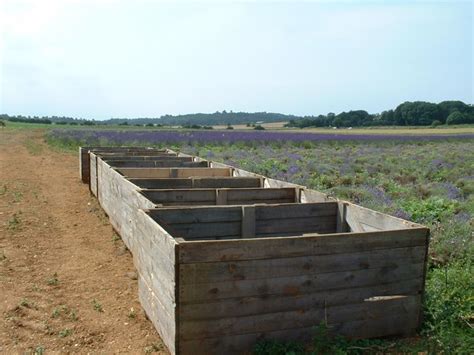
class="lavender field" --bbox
[48,129,473,353]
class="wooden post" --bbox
[241,205,256,238]
[216,189,228,205]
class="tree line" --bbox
[2,100,473,127]
[285,101,474,128]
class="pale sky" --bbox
[0,0,473,119]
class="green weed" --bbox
[58,328,72,338]
[8,213,21,230]
[92,299,103,312]
[47,273,59,286]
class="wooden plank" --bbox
[178,262,425,302]
[164,222,242,239]
[138,276,177,354]
[142,188,298,206]
[264,177,303,189]
[179,246,426,285]
[179,295,420,340]
[108,161,209,168]
[256,217,336,235]
[241,206,256,238]
[345,202,421,230]
[226,199,296,205]
[226,188,296,202]
[103,156,193,162]
[118,167,231,178]
[179,278,423,320]
[300,188,333,203]
[129,177,262,189]
[79,147,91,183]
[178,228,429,263]
[178,308,418,354]
[142,190,217,204]
[336,201,349,233]
[215,189,227,205]
[129,178,193,189]
[192,177,262,188]
[148,203,336,225]
[255,202,338,220]
[94,158,178,354]
[148,206,243,224]
[344,203,366,232]
[89,153,98,196]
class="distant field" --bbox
[4,120,474,136]
[212,121,288,130]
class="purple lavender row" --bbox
[49,129,474,144]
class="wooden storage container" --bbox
[79,147,429,355]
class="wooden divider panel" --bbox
[140,188,297,206]
[128,177,263,189]
[146,202,338,240]
[108,161,209,168]
[103,156,194,162]
[118,167,231,179]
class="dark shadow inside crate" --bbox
[146,202,339,240]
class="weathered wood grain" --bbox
[141,188,297,206]
[118,167,231,178]
[79,147,91,183]
[179,295,420,340]
[241,206,256,238]
[129,177,263,189]
[108,161,209,168]
[178,228,429,263]
[178,304,418,354]
[104,156,193,162]
[179,246,426,285]
[89,153,98,196]
[178,262,425,302]
[179,278,423,320]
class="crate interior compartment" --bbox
[146,202,339,240]
[102,156,194,162]
[107,160,209,168]
[117,167,232,178]
[128,177,263,189]
[90,147,171,154]
[140,187,299,206]
[97,150,177,156]
[89,146,167,152]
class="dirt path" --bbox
[0,129,165,353]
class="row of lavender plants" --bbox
[48,129,473,353]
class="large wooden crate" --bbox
[79,147,429,355]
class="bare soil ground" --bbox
[0,129,166,353]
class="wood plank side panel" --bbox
[109,161,209,168]
[179,262,425,302]
[142,188,297,206]
[95,159,178,353]
[118,168,231,179]
[178,228,429,263]
[179,295,421,341]
[103,156,193,162]
[129,177,262,189]
[148,203,338,240]
[79,147,91,183]
[176,229,429,354]
[178,310,418,355]
[89,153,98,196]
